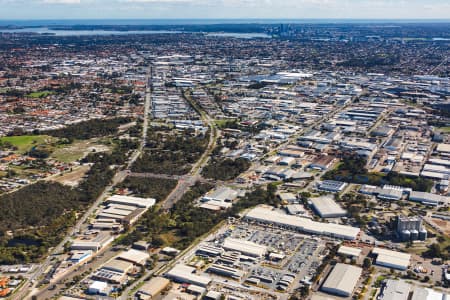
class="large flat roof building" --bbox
[106,195,156,208]
[245,206,360,240]
[379,279,411,300]
[321,263,362,297]
[409,191,449,206]
[166,264,211,287]
[101,259,134,275]
[337,246,362,258]
[372,248,411,270]
[222,238,267,258]
[137,277,170,299]
[117,249,150,266]
[310,196,347,218]
[317,180,347,193]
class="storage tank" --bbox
[410,230,419,241]
[401,230,411,242]
[419,229,427,241]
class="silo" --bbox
[419,229,427,241]
[401,230,411,242]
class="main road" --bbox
[17,70,153,300]
[160,89,219,210]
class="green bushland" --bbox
[202,158,251,181]
[119,183,280,250]
[118,177,177,202]
[323,154,433,192]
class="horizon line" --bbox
[1,18,450,21]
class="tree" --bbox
[363,257,372,269]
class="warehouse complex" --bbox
[321,263,362,297]
[95,195,156,227]
[245,206,360,240]
[379,279,450,300]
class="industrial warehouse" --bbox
[321,263,363,297]
[244,206,360,240]
[372,247,411,271]
[309,195,347,218]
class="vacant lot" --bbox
[51,139,110,163]
[0,135,53,153]
[48,165,91,187]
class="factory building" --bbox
[196,244,224,257]
[222,238,267,258]
[378,279,411,300]
[92,269,127,284]
[117,249,150,266]
[337,246,362,258]
[87,281,110,296]
[321,263,362,297]
[101,259,134,275]
[309,195,347,218]
[396,216,427,241]
[372,248,411,270]
[207,264,244,280]
[70,250,93,264]
[136,277,170,300]
[165,264,211,287]
[200,187,239,210]
[71,233,114,252]
[245,206,360,240]
[317,180,347,193]
[379,279,450,300]
[408,191,449,206]
[106,195,156,208]
[97,195,156,226]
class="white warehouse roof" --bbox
[166,264,211,287]
[107,195,156,208]
[245,206,360,240]
[321,263,362,297]
[222,238,267,257]
[409,191,449,206]
[117,249,150,265]
[373,247,411,270]
[310,196,347,218]
[338,246,362,258]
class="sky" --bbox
[0,0,449,20]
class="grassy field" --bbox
[27,91,54,98]
[51,139,110,163]
[438,127,450,133]
[0,135,53,153]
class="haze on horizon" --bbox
[0,0,449,21]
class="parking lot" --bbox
[178,220,329,296]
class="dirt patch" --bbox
[429,218,450,236]
[48,165,90,187]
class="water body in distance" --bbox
[0,27,272,38]
[0,27,183,36]
[0,18,449,27]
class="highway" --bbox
[160,89,219,210]
[116,88,220,299]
